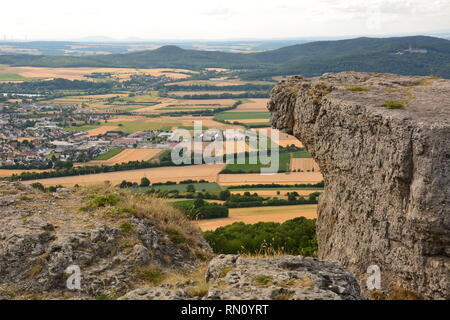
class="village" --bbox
[0,101,261,169]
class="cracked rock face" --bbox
[119,254,362,300]
[268,72,449,299]
[0,182,211,299]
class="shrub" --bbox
[140,177,151,187]
[120,222,133,233]
[253,275,273,287]
[347,86,370,92]
[137,265,164,285]
[204,217,317,256]
[165,228,186,244]
[30,182,45,191]
[382,100,406,109]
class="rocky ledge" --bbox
[0,182,211,299]
[119,254,362,300]
[0,182,362,300]
[268,72,449,299]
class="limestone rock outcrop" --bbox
[0,182,211,299]
[268,72,450,299]
[119,254,362,300]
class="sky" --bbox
[2,0,450,41]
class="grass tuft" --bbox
[382,100,406,109]
[347,86,370,92]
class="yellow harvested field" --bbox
[63,93,130,100]
[85,126,119,137]
[218,172,323,186]
[0,67,194,81]
[161,115,242,130]
[194,141,258,157]
[15,137,42,142]
[76,149,163,166]
[290,158,320,172]
[108,115,147,122]
[278,139,303,147]
[256,128,304,147]
[236,119,270,124]
[165,80,243,87]
[169,91,248,96]
[134,98,179,113]
[193,204,318,231]
[205,68,228,72]
[23,164,226,187]
[230,98,269,112]
[230,189,323,198]
[0,169,49,178]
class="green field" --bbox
[0,73,42,81]
[221,152,291,173]
[214,112,270,121]
[228,187,324,191]
[94,147,124,160]
[65,124,101,132]
[134,182,223,193]
[292,151,312,158]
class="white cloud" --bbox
[0,0,449,40]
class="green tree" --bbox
[219,190,231,201]
[186,184,196,193]
[140,177,151,187]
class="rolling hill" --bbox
[1,36,450,78]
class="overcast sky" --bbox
[2,0,450,40]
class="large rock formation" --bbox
[120,254,362,300]
[268,72,449,299]
[0,182,362,300]
[0,182,211,299]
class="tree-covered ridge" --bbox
[1,36,450,78]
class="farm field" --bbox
[218,172,324,185]
[134,182,223,193]
[85,125,120,136]
[94,147,124,160]
[76,148,163,166]
[221,152,292,173]
[230,189,323,198]
[0,73,42,82]
[214,111,270,121]
[0,169,50,177]
[229,98,269,112]
[23,163,226,187]
[193,204,318,231]
[165,79,276,87]
[0,66,195,81]
[290,158,320,172]
[66,118,180,134]
[168,91,247,96]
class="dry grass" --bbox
[161,262,211,298]
[387,287,422,300]
[78,185,209,260]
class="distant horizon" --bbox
[2,0,450,42]
[1,30,450,44]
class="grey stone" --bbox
[268,72,450,299]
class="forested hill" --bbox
[1,36,450,78]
